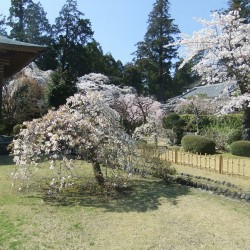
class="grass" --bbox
[0,155,250,249]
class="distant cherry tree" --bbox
[172,10,250,139]
[112,94,163,135]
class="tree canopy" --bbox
[172,10,250,139]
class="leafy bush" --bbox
[163,113,185,129]
[13,124,22,135]
[209,114,242,129]
[150,159,176,182]
[180,114,210,132]
[136,144,176,181]
[181,135,216,154]
[135,139,147,148]
[163,113,186,145]
[227,129,242,145]
[180,114,242,132]
[230,141,250,157]
[201,127,242,151]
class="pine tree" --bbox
[8,0,57,70]
[46,68,77,109]
[122,63,144,94]
[24,1,52,45]
[0,14,7,36]
[133,0,179,101]
[172,59,200,96]
[53,0,93,76]
[8,0,32,41]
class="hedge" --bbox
[180,114,242,132]
[230,141,250,157]
[181,135,216,154]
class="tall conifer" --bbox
[133,0,179,101]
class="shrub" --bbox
[180,114,242,132]
[150,159,176,182]
[135,139,147,148]
[209,114,242,129]
[136,144,176,181]
[201,127,242,151]
[13,124,22,135]
[163,113,186,129]
[181,135,216,154]
[230,141,250,157]
[227,129,242,145]
[180,114,210,132]
[163,113,186,145]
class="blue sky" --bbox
[1,0,228,64]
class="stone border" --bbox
[173,173,250,203]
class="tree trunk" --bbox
[92,159,105,186]
[242,104,250,141]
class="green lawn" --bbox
[0,156,250,249]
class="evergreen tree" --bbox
[81,41,124,85]
[24,1,56,70]
[122,63,144,94]
[133,0,179,101]
[46,68,77,109]
[172,59,200,96]
[227,0,250,22]
[53,0,93,77]
[101,53,124,85]
[0,14,7,36]
[8,0,32,41]
[8,0,57,70]
[83,41,105,74]
[24,1,52,45]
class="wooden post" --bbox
[219,155,223,174]
[243,160,245,176]
[199,153,202,169]
[231,159,234,175]
[205,153,207,169]
[237,159,240,176]
[174,149,178,164]
[226,157,229,174]
[208,156,211,172]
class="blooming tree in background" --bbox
[77,73,110,87]
[112,93,163,135]
[173,10,250,139]
[13,91,132,189]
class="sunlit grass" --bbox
[0,155,249,249]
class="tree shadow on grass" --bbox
[41,178,191,213]
[0,155,14,166]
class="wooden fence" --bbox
[140,148,250,178]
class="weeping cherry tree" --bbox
[13,91,132,189]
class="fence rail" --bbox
[140,148,250,178]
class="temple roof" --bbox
[181,82,236,99]
[0,36,46,79]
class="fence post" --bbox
[219,155,223,174]
[243,160,245,176]
[237,159,240,176]
[174,149,178,164]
